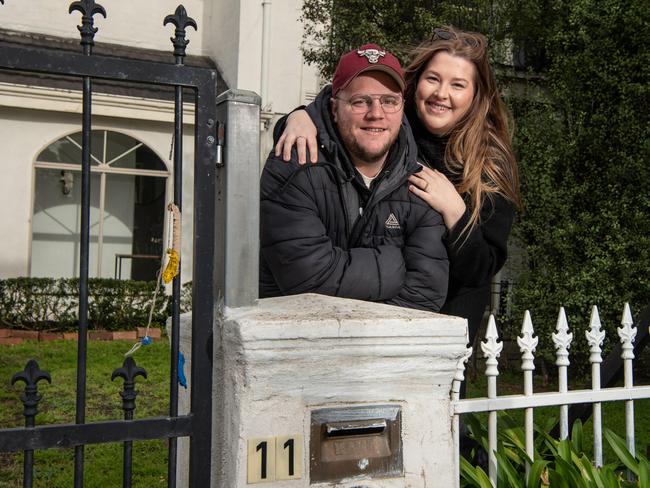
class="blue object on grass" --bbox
[178,351,187,389]
[141,336,153,346]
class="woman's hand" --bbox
[274,109,319,164]
[408,165,466,230]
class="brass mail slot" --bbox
[310,405,402,483]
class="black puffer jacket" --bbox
[260,87,449,312]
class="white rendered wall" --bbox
[0,0,320,114]
[0,0,209,55]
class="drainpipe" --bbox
[260,0,272,111]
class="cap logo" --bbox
[357,48,385,64]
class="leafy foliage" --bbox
[461,412,650,487]
[300,0,513,79]
[0,278,170,331]
[505,0,650,370]
[300,0,650,371]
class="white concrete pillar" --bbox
[208,293,468,487]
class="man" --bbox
[259,44,448,312]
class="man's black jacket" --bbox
[259,86,449,312]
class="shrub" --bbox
[0,277,169,331]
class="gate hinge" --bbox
[215,121,225,167]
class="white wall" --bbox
[0,0,209,55]
[0,0,320,114]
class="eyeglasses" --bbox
[431,28,479,48]
[335,94,404,114]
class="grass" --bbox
[1,340,649,487]
[0,340,171,488]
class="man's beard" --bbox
[345,137,393,165]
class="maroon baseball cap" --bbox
[331,44,405,96]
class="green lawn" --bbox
[0,340,648,487]
[0,340,171,488]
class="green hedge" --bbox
[0,278,171,332]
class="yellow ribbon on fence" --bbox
[162,203,181,284]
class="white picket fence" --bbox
[452,303,650,487]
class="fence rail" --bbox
[453,303,650,487]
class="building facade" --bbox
[0,0,320,283]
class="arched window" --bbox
[32,130,169,280]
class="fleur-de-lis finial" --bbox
[517,310,538,371]
[552,307,573,367]
[69,0,106,50]
[585,305,606,364]
[164,5,197,60]
[112,356,147,414]
[452,346,473,395]
[617,302,636,360]
[12,359,51,420]
[480,314,503,377]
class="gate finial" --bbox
[517,310,538,371]
[164,5,197,61]
[112,356,147,414]
[586,305,605,364]
[12,359,52,421]
[617,302,636,360]
[69,0,106,50]
[552,306,572,367]
[481,314,503,377]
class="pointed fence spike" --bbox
[553,306,572,367]
[617,302,637,361]
[481,314,503,378]
[517,310,538,371]
[586,305,605,364]
[621,302,633,327]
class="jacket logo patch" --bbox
[385,212,400,230]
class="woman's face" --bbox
[414,51,476,136]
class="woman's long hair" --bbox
[404,26,521,234]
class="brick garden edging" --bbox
[0,327,162,345]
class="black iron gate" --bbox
[0,2,217,487]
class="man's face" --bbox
[331,72,403,169]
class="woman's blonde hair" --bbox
[404,26,521,234]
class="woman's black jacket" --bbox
[411,115,515,342]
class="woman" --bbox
[275,26,521,347]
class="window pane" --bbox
[68,131,105,165]
[102,173,136,279]
[131,174,166,280]
[36,137,82,165]
[31,168,100,278]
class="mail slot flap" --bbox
[326,419,387,437]
[310,405,402,483]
